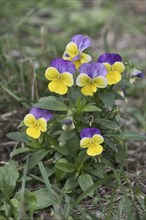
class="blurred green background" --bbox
[0,0,145,145]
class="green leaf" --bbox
[7,132,29,143]
[28,149,49,169]
[10,147,31,158]
[15,190,37,217]
[78,174,94,197]
[38,161,58,212]
[55,158,76,173]
[82,104,101,112]
[98,91,115,108]
[121,131,145,141]
[33,188,52,210]
[33,96,68,111]
[77,151,89,164]
[64,177,78,192]
[0,161,19,197]
[104,137,118,152]
[55,145,68,155]
[94,118,119,130]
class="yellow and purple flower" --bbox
[45,58,76,95]
[63,34,92,69]
[97,53,125,85]
[24,107,53,139]
[76,63,108,96]
[80,128,104,156]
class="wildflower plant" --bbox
[5,34,144,219]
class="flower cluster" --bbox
[23,34,144,157]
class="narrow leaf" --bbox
[7,132,29,143]
[34,96,68,111]
[82,105,101,112]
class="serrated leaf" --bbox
[82,104,101,112]
[78,174,94,197]
[55,158,76,173]
[33,96,68,111]
[95,118,119,130]
[7,132,29,143]
[98,91,115,108]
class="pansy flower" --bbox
[130,68,144,83]
[76,63,108,96]
[24,107,53,139]
[80,128,104,156]
[97,53,125,85]
[45,58,76,95]
[63,34,92,69]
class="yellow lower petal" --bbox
[62,72,74,87]
[26,126,41,139]
[80,137,91,148]
[48,80,68,95]
[66,42,79,58]
[45,67,60,81]
[80,53,92,63]
[76,74,91,87]
[106,70,122,85]
[92,134,104,144]
[73,59,82,69]
[37,118,47,132]
[87,144,103,156]
[24,114,36,127]
[112,62,125,73]
[81,84,94,96]
[93,76,107,88]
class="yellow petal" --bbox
[73,60,82,69]
[80,53,92,63]
[81,84,94,96]
[24,114,36,127]
[76,73,91,87]
[37,118,47,132]
[104,63,111,71]
[26,126,41,139]
[48,80,68,95]
[45,67,60,81]
[80,137,91,148]
[93,76,107,88]
[112,62,125,73]
[92,134,104,144]
[87,144,103,156]
[66,42,79,58]
[61,72,74,87]
[106,70,121,85]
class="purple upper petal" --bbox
[50,58,76,74]
[131,69,144,78]
[79,63,107,78]
[97,53,122,65]
[71,34,91,52]
[29,108,53,121]
[80,128,101,138]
